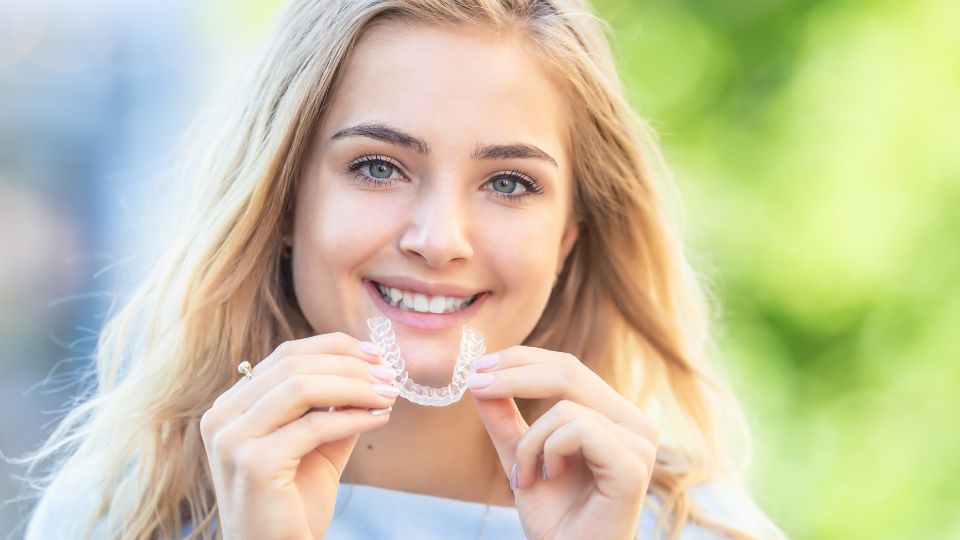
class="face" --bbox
[290,21,578,386]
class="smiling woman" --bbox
[19,1,785,539]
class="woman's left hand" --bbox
[468,346,660,540]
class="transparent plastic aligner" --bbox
[367,317,485,406]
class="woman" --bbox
[20,0,786,538]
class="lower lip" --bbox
[363,279,489,332]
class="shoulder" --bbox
[640,481,786,540]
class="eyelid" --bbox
[346,153,408,176]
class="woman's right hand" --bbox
[200,332,399,540]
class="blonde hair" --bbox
[16,1,785,539]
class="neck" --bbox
[341,395,515,507]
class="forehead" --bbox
[318,21,570,169]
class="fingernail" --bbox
[473,353,500,371]
[541,460,548,480]
[372,383,399,398]
[358,341,383,360]
[368,364,397,382]
[509,462,518,491]
[465,372,494,390]
[369,406,392,416]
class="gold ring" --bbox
[237,360,253,380]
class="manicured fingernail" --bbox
[509,462,518,491]
[369,406,392,416]
[465,372,494,390]
[473,353,500,371]
[368,364,397,382]
[372,384,399,398]
[358,341,383,360]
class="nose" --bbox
[398,185,474,267]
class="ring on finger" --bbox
[237,360,253,381]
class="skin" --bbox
[201,21,659,540]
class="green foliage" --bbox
[591,0,960,538]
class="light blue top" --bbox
[24,476,777,539]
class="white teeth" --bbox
[428,296,446,314]
[389,287,403,303]
[375,282,477,314]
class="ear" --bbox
[555,219,579,276]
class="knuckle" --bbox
[330,331,352,346]
[285,374,312,399]
[559,353,581,380]
[554,399,576,416]
[276,354,300,375]
[636,411,660,445]
[211,431,237,459]
[199,409,219,439]
[638,438,658,464]
[515,435,537,459]
[274,340,295,358]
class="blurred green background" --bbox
[3,0,957,538]
[590,0,960,538]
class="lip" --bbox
[365,275,485,297]
[363,279,489,332]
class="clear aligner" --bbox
[366,317,485,406]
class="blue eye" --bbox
[492,177,519,193]
[367,161,395,179]
[346,155,404,188]
[485,170,544,202]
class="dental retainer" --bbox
[366,316,484,406]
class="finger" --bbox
[471,394,529,480]
[514,400,651,489]
[468,349,651,431]
[257,333,384,373]
[217,353,396,413]
[542,418,649,500]
[230,374,399,437]
[258,406,391,470]
[220,332,383,401]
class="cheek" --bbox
[483,213,564,304]
[298,185,396,261]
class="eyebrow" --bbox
[331,121,559,169]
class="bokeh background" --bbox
[1,0,957,538]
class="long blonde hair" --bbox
[17,1,784,539]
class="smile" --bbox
[374,282,478,314]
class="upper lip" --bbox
[367,276,487,298]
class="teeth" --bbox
[375,283,477,314]
[389,287,403,303]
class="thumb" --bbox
[472,394,529,475]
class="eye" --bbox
[366,161,395,179]
[345,154,406,187]
[485,170,544,202]
[492,177,521,193]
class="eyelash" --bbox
[344,154,545,202]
